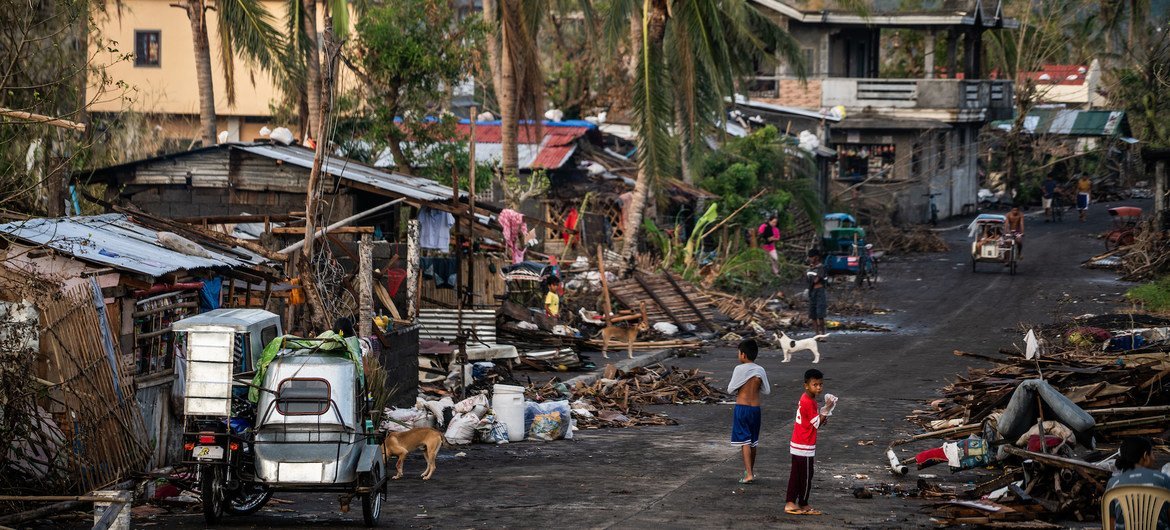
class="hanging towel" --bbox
[419,207,455,251]
[499,208,528,264]
[199,277,223,311]
[563,207,579,245]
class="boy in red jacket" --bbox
[785,369,831,515]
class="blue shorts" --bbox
[731,405,761,447]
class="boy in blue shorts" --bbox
[728,339,770,483]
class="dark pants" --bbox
[785,454,815,505]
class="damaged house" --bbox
[748,0,1016,223]
[0,213,279,481]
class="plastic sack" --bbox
[444,412,478,445]
[419,396,454,428]
[382,408,429,433]
[474,415,510,444]
[524,400,574,441]
[454,394,489,417]
[653,322,679,335]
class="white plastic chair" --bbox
[1101,485,1170,530]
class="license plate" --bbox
[193,445,224,460]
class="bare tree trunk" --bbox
[303,0,322,141]
[621,0,669,259]
[499,0,518,177]
[675,105,693,184]
[626,8,642,80]
[482,0,503,102]
[182,0,217,146]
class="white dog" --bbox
[774,331,829,364]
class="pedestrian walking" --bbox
[727,339,770,484]
[806,249,829,337]
[1041,174,1058,221]
[759,215,782,276]
[1075,174,1092,222]
[784,369,831,516]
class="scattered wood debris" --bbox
[609,271,720,332]
[527,364,727,429]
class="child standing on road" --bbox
[728,339,770,484]
[806,250,829,337]
[785,369,831,515]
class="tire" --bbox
[225,482,272,516]
[1009,253,1017,276]
[362,489,383,527]
[972,257,977,273]
[1105,233,1119,252]
[362,464,384,527]
[201,466,225,525]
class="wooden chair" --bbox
[1101,485,1170,530]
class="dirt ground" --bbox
[131,201,1147,529]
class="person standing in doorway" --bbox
[759,215,782,276]
[1075,174,1092,222]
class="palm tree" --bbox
[176,0,284,146]
[602,0,804,258]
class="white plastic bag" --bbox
[444,413,478,445]
[454,394,489,417]
[382,408,428,432]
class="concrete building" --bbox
[748,0,1016,222]
[86,0,355,143]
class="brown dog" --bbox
[383,428,445,480]
[599,319,650,359]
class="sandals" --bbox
[738,477,755,484]
[784,507,823,516]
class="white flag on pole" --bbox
[1025,329,1039,360]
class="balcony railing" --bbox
[748,77,1012,118]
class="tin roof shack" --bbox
[0,214,280,470]
[748,0,1016,224]
[77,141,476,239]
[990,109,1139,195]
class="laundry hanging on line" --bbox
[419,207,455,251]
[420,257,457,289]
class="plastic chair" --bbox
[1101,485,1170,530]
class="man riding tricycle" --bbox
[969,214,1020,275]
[176,310,388,526]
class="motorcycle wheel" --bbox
[225,482,272,516]
[201,466,225,525]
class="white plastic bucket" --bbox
[492,384,526,442]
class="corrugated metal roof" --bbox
[0,214,266,278]
[172,308,281,332]
[234,144,460,203]
[993,109,1130,137]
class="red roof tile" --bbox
[454,123,590,169]
[1019,64,1089,86]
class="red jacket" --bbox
[790,393,820,457]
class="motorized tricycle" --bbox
[969,214,1019,275]
[176,310,387,526]
[821,214,879,287]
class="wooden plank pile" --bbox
[904,315,1170,526]
[609,271,720,332]
[911,348,1170,440]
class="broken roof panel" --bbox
[992,109,1130,137]
[453,120,593,170]
[0,214,266,278]
[234,143,458,203]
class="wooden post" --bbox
[467,107,477,307]
[597,245,613,324]
[358,233,373,338]
[1155,160,1166,229]
[406,219,420,321]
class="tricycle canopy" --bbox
[823,213,858,232]
[1108,206,1142,219]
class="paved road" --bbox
[151,202,1140,529]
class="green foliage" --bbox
[1127,276,1170,312]
[353,0,485,172]
[696,126,819,231]
[1106,31,1170,148]
[711,247,787,295]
